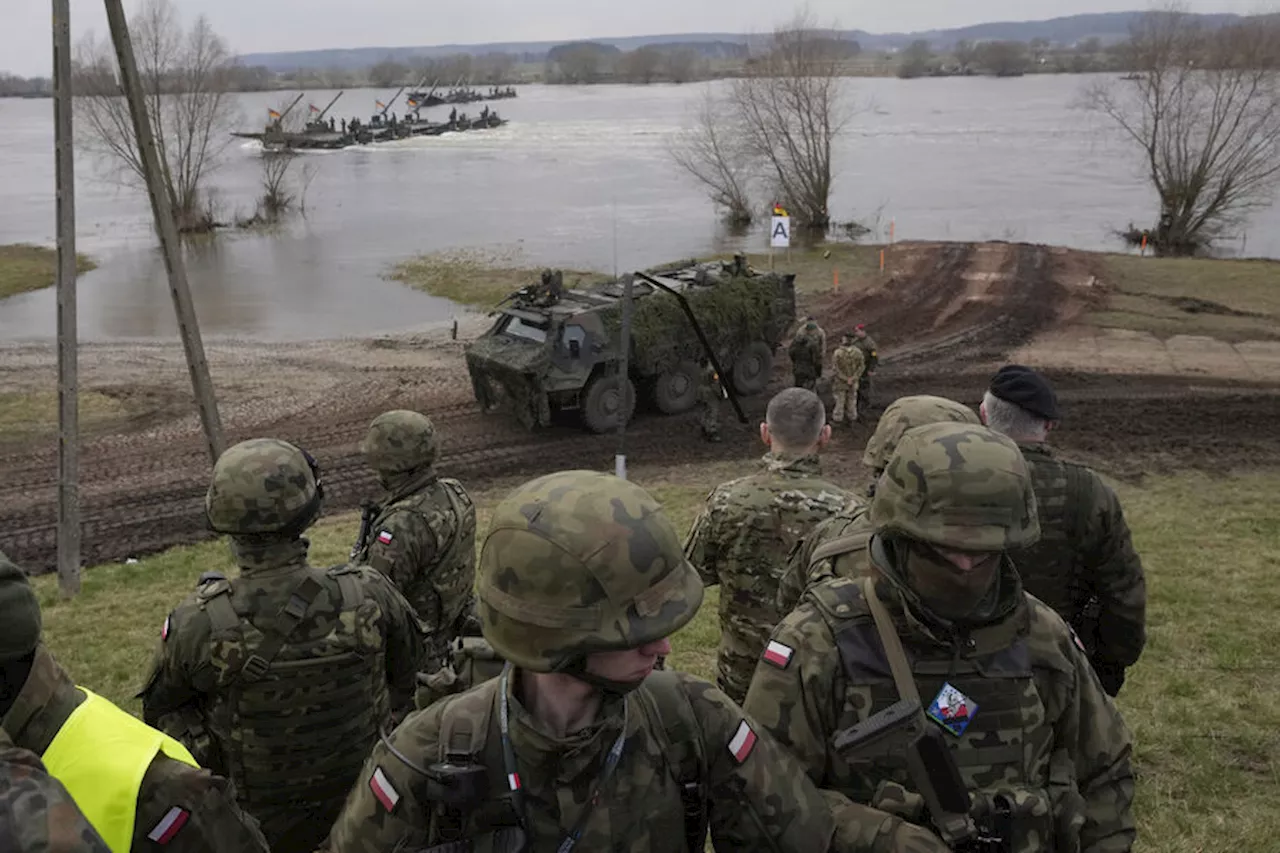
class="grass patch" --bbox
[385,247,609,309]
[1091,254,1280,342]
[0,243,96,300]
[30,463,1280,850]
[0,390,130,437]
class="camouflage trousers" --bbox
[831,379,860,423]
[793,368,820,391]
[698,398,721,439]
[857,373,874,412]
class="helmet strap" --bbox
[556,657,647,698]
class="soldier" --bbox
[744,423,1136,853]
[852,324,879,412]
[696,356,725,442]
[788,319,826,391]
[830,331,866,426]
[0,554,270,853]
[355,410,478,680]
[776,394,979,614]
[323,469,936,853]
[1,726,112,852]
[684,388,854,703]
[139,438,426,853]
[981,364,1147,696]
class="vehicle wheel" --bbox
[653,360,700,415]
[581,374,637,434]
[732,342,774,396]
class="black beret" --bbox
[989,364,1060,421]
[0,552,41,663]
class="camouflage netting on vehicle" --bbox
[600,274,796,376]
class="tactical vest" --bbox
[806,507,874,584]
[199,565,390,810]
[812,580,1084,853]
[1009,448,1095,621]
[378,477,477,638]
[407,671,708,853]
[43,688,199,853]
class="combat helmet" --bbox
[871,422,1040,552]
[863,395,981,472]
[205,438,324,537]
[476,470,703,674]
[361,410,437,474]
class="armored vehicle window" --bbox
[560,324,587,354]
[499,315,548,343]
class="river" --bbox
[0,75,1276,342]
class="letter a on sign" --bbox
[771,216,791,248]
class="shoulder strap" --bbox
[435,480,468,557]
[236,573,325,683]
[861,577,921,706]
[325,563,364,611]
[637,671,708,853]
[196,578,240,635]
[809,527,873,568]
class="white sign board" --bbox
[771,215,791,248]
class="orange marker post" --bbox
[833,268,839,293]
[879,249,885,273]
[890,219,896,244]
[1140,233,1148,256]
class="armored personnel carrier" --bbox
[464,259,797,432]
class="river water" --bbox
[1,75,1276,342]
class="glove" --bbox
[886,819,950,853]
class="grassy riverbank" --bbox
[386,247,609,309]
[0,243,96,300]
[27,462,1280,852]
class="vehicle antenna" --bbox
[614,196,630,481]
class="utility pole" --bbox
[103,0,226,464]
[613,200,630,481]
[53,0,79,597]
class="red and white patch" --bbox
[762,640,794,669]
[507,772,521,791]
[147,807,189,844]
[161,615,171,641]
[369,766,400,812]
[377,530,394,545]
[727,720,758,764]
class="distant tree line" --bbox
[0,73,53,97]
[896,35,1158,79]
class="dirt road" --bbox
[4,241,1278,573]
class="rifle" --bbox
[350,498,381,561]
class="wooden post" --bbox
[53,0,80,597]
[103,0,225,464]
[890,218,896,244]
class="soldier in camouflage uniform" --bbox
[831,331,866,426]
[0,553,269,853]
[355,410,478,678]
[684,388,854,703]
[852,325,879,413]
[697,357,725,442]
[324,469,940,853]
[788,319,826,391]
[981,365,1147,696]
[744,423,1136,853]
[776,395,980,614]
[139,438,426,853]
[0,726,111,852]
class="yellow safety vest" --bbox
[41,687,199,853]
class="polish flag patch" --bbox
[147,807,189,844]
[762,640,794,669]
[161,615,171,641]
[728,720,758,764]
[507,772,521,791]
[377,530,394,545]
[369,766,400,812]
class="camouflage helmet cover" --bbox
[205,438,322,536]
[871,422,1040,552]
[477,470,704,672]
[863,395,981,471]
[361,410,438,473]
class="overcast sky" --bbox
[5,0,1272,76]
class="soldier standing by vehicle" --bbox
[830,331,866,426]
[683,388,853,703]
[354,411,478,677]
[776,394,979,614]
[0,554,270,853]
[323,469,934,853]
[852,324,878,413]
[788,319,826,391]
[744,423,1135,853]
[139,438,425,853]
[981,364,1147,696]
[697,357,725,442]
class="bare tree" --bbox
[729,12,852,228]
[73,0,239,233]
[954,39,979,72]
[668,88,758,224]
[663,48,703,84]
[619,47,664,84]
[898,40,933,78]
[1084,8,1280,253]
